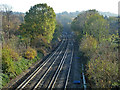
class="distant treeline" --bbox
[56,10,117,33]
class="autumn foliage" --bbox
[24,47,37,59]
[71,10,119,88]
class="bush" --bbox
[24,47,37,59]
[87,59,118,88]
[37,48,47,56]
[2,46,16,77]
[91,40,118,63]
[2,39,40,87]
[79,34,119,88]
[10,50,20,61]
[3,43,21,61]
[8,35,28,57]
[80,34,98,58]
[86,40,118,88]
[37,51,44,59]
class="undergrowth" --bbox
[1,52,41,88]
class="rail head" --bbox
[82,64,87,90]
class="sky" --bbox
[0,0,119,14]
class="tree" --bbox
[107,16,118,35]
[20,3,56,44]
[71,10,109,41]
[1,4,23,40]
[53,20,63,41]
[71,10,119,88]
[84,13,109,42]
[1,4,12,40]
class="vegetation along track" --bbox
[15,36,71,89]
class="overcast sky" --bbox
[0,0,119,14]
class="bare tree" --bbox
[0,4,12,40]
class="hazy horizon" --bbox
[0,0,119,14]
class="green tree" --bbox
[106,16,118,35]
[20,3,56,44]
[71,10,109,41]
[53,21,63,41]
[84,13,109,42]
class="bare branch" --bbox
[0,4,12,12]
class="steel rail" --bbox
[47,40,69,89]
[16,39,64,89]
[64,41,74,89]
[33,39,68,89]
[82,64,86,90]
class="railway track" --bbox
[15,35,75,89]
[34,40,68,89]
[47,40,74,89]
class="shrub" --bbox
[10,49,20,61]
[80,34,98,58]
[86,40,118,88]
[2,46,16,77]
[37,51,44,59]
[3,43,21,61]
[2,44,39,87]
[87,59,118,88]
[24,47,37,59]
[91,40,118,62]
[37,48,46,56]
[8,35,28,58]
